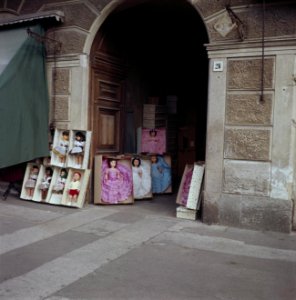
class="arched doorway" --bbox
[89,0,209,213]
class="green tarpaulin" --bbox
[0,25,49,168]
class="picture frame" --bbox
[176,162,205,210]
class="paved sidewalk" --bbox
[0,189,296,300]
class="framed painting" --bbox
[176,162,205,210]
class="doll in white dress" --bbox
[53,131,69,163]
[52,168,68,194]
[69,131,85,167]
[39,167,53,200]
[132,157,152,199]
[24,165,40,198]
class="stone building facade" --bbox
[0,0,295,232]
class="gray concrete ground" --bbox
[0,182,296,300]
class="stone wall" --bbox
[1,0,295,232]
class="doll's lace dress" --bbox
[151,156,171,193]
[70,140,85,155]
[132,161,151,198]
[101,160,132,204]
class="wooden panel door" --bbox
[90,50,127,163]
[92,74,122,154]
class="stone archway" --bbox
[88,0,209,199]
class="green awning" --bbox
[0,25,50,168]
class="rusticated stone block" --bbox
[226,93,273,125]
[202,191,219,224]
[223,160,271,196]
[46,30,86,55]
[52,68,70,95]
[228,58,274,90]
[6,0,22,11]
[43,3,96,30]
[217,193,292,233]
[224,128,271,160]
[21,0,66,14]
[241,196,292,233]
[52,96,69,121]
[192,0,227,18]
[88,0,112,12]
[239,4,296,39]
[218,194,241,227]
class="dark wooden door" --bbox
[90,35,127,164]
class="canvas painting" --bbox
[176,164,194,206]
[176,162,205,210]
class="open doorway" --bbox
[90,0,209,216]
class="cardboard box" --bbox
[176,206,197,220]
[94,155,134,205]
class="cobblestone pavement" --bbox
[0,185,296,300]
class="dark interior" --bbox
[98,0,209,188]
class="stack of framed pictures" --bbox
[176,162,205,220]
[20,129,91,208]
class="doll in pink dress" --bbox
[141,128,166,154]
[101,158,132,204]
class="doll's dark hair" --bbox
[75,131,85,141]
[107,157,118,167]
[132,157,141,167]
[149,129,157,137]
[61,168,68,178]
[45,167,53,176]
[62,130,69,136]
[150,154,158,162]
